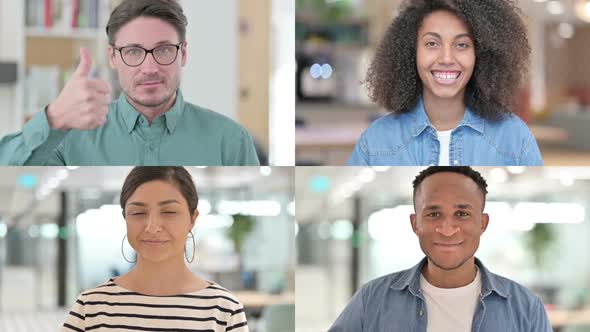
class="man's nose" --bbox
[140,52,160,74]
[435,218,460,237]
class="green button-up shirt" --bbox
[0,90,260,166]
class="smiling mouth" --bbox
[431,71,461,85]
[434,242,463,247]
[142,240,169,245]
[139,81,163,87]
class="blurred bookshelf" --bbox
[26,28,104,39]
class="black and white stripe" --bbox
[62,280,248,332]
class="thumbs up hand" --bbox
[46,47,113,130]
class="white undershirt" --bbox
[420,267,481,332]
[437,130,453,166]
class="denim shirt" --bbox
[328,257,552,332]
[347,99,544,166]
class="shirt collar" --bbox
[389,257,510,299]
[118,89,185,134]
[411,96,485,137]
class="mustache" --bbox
[136,77,165,84]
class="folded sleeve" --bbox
[0,108,67,165]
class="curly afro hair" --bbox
[365,0,530,121]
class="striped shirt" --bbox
[62,279,248,332]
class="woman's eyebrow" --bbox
[453,33,472,40]
[126,200,180,207]
[158,200,181,206]
[421,32,472,40]
[421,32,442,39]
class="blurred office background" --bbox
[0,0,296,165]
[296,0,590,165]
[296,166,590,331]
[0,166,295,332]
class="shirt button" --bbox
[419,309,424,316]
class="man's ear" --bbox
[181,41,188,66]
[107,46,116,69]
[480,213,489,234]
[410,214,419,235]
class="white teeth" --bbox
[433,72,460,80]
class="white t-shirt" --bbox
[437,130,453,166]
[420,268,482,332]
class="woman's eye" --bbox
[457,42,470,49]
[162,211,177,215]
[129,212,145,216]
[425,41,438,47]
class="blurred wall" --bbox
[180,0,238,120]
[0,0,23,134]
[239,0,271,154]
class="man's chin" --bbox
[130,94,171,108]
[427,255,470,271]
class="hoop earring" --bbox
[185,230,196,263]
[121,235,136,263]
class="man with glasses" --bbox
[329,166,552,332]
[0,0,259,165]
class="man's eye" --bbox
[427,212,441,217]
[125,48,143,56]
[162,211,177,215]
[456,211,470,217]
[129,212,145,216]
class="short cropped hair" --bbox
[106,0,188,45]
[412,166,488,208]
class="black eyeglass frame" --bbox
[111,42,183,67]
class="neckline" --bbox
[108,277,216,297]
[437,129,453,136]
[420,266,481,293]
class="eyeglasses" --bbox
[112,43,183,67]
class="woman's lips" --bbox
[142,239,169,246]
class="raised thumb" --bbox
[75,47,92,77]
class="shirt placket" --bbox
[137,117,163,166]
[449,129,463,166]
[417,297,428,332]
[471,293,487,332]
[426,127,439,166]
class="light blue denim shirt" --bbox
[328,257,552,332]
[348,98,543,166]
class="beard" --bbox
[129,90,174,108]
